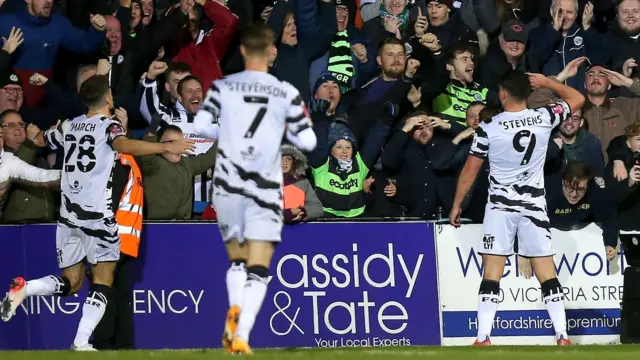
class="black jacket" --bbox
[605,135,640,231]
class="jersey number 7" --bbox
[512,130,536,166]
[243,96,269,138]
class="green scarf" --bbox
[327,30,355,94]
[379,4,410,30]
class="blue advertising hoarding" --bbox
[0,222,440,350]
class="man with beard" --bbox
[604,0,640,78]
[546,108,605,178]
[556,60,640,160]
[140,61,214,205]
[424,43,488,133]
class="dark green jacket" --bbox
[2,140,56,223]
[138,134,217,220]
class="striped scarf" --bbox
[327,30,355,94]
[379,5,410,31]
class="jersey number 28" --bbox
[243,96,269,138]
[64,134,97,172]
[512,130,536,166]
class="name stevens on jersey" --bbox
[224,81,288,99]
[500,115,543,130]
[70,122,97,132]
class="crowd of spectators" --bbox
[2,0,640,243]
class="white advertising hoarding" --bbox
[436,223,625,346]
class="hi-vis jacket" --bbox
[116,154,143,258]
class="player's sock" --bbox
[541,278,568,339]
[73,284,110,347]
[26,275,71,297]
[477,279,500,342]
[227,259,247,308]
[235,265,269,342]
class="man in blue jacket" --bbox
[0,0,106,106]
[529,0,604,91]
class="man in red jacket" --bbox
[167,0,238,88]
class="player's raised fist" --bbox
[165,138,196,155]
[90,14,107,31]
[147,61,168,80]
[405,58,421,78]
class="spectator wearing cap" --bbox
[459,0,541,38]
[0,68,61,129]
[312,73,343,119]
[166,0,239,90]
[266,0,336,105]
[281,144,323,224]
[0,109,56,222]
[529,0,604,92]
[308,0,377,96]
[479,19,540,98]
[0,0,106,107]
[307,110,392,218]
[557,60,640,160]
[604,0,640,76]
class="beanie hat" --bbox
[0,69,22,89]
[428,0,453,9]
[328,121,357,150]
[312,72,339,96]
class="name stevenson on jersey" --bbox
[224,81,288,99]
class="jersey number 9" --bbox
[512,130,536,166]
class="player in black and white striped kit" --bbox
[450,71,585,346]
[194,24,316,354]
[0,76,195,351]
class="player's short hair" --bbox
[177,75,202,96]
[240,23,276,56]
[562,161,594,183]
[498,70,532,102]
[479,106,500,122]
[167,62,192,79]
[79,75,111,109]
[0,109,21,125]
[158,124,183,140]
[447,43,473,65]
[624,121,640,138]
[378,37,405,56]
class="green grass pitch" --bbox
[2,346,640,359]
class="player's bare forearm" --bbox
[543,77,585,113]
[453,155,484,208]
[112,136,167,156]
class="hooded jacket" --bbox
[281,144,323,223]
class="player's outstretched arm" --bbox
[193,109,219,140]
[112,136,195,157]
[528,73,585,113]
[8,155,61,189]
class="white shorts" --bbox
[213,190,283,243]
[56,218,121,269]
[480,201,554,258]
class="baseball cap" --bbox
[0,69,22,89]
[501,20,528,43]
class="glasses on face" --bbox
[563,181,587,195]
[568,115,582,122]
[1,88,23,96]
[1,121,25,129]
